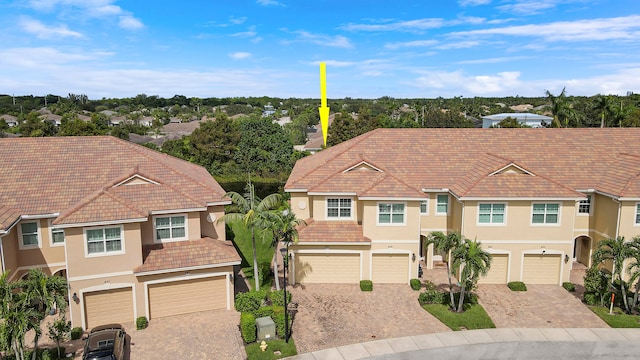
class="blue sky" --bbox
[1,0,639,99]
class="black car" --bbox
[82,324,126,360]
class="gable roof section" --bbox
[0,205,21,234]
[286,128,640,199]
[0,137,226,229]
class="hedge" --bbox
[240,312,257,343]
[410,279,421,291]
[507,281,527,291]
[360,280,373,291]
[235,290,267,313]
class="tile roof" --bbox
[297,219,371,243]
[0,205,21,233]
[286,128,640,199]
[0,136,227,230]
[134,237,241,274]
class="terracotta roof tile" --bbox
[0,136,227,230]
[286,128,640,199]
[0,205,21,231]
[134,237,241,273]
[297,219,370,243]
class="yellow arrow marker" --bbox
[318,62,330,147]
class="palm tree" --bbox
[545,88,578,128]
[624,237,640,309]
[451,239,492,313]
[218,182,282,291]
[593,94,613,128]
[266,203,306,290]
[425,232,462,311]
[18,269,68,360]
[592,236,635,313]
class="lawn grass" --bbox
[588,306,640,328]
[245,339,297,360]
[422,303,496,331]
[230,220,276,290]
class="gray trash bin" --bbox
[255,316,276,341]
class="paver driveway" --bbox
[289,283,451,354]
[475,284,608,328]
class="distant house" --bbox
[262,105,276,117]
[482,113,552,128]
[40,114,63,127]
[0,114,18,127]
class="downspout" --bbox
[0,234,5,273]
[455,196,465,236]
[612,197,622,276]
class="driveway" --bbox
[289,283,451,354]
[475,284,608,328]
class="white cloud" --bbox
[20,17,83,39]
[496,0,561,15]
[449,15,640,42]
[286,30,353,48]
[230,52,252,59]
[436,40,483,49]
[385,40,438,50]
[458,0,491,6]
[0,47,110,68]
[310,60,356,67]
[229,16,248,25]
[457,56,532,64]
[412,70,522,94]
[118,15,144,30]
[231,26,258,38]
[257,0,285,7]
[341,18,446,32]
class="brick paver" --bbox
[289,283,451,354]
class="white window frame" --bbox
[326,198,353,220]
[420,200,429,215]
[531,203,560,225]
[477,203,506,225]
[635,203,640,226]
[153,214,188,243]
[577,195,592,216]
[48,219,65,247]
[84,225,125,257]
[377,202,406,226]
[436,194,449,215]
[18,221,41,250]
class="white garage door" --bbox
[148,276,227,319]
[294,253,360,284]
[84,287,134,329]
[478,254,509,284]
[522,254,561,284]
[372,253,409,283]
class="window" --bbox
[49,219,64,245]
[636,204,640,224]
[378,203,405,224]
[578,195,592,214]
[20,222,39,248]
[478,203,505,224]
[155,215,186,241]
[436,195,449,214]
[86,227,122,255]
[327,198,352,219]
[532,203,559,224]
[420,200,428,214]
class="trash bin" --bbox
[255,316,275,341]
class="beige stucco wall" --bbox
[65,222,144,280]
[618,201,640,240]
[361,200,420,241]
[420,193,449,234]
[289,193,311,220]
[592,194,619,241]
[200,206,226,240]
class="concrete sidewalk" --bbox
[286,328,640,360]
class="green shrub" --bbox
[240,312,257,343]
[453,291,478,305]
[419,290,446,305]
[584,267,611,306]
[410,279,421,291]
[235,290,267,313]
[507,281,527,291]
[136,316,148,330]
[253,305,275,319]
[70,327,82,340]
[360,280,373,291]
[584,292,598,306]
[562,282,576,292]
[268,289,292,307]
[423,280,437,291]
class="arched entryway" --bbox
[573,235,592,267]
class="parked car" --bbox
[82,324,126,360]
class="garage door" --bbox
[372,253,409,283]
[478,254,509,284]
[294,253,360,284]
[84,287,134,329]
[522,254,561,284]
[148,276,227,319]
